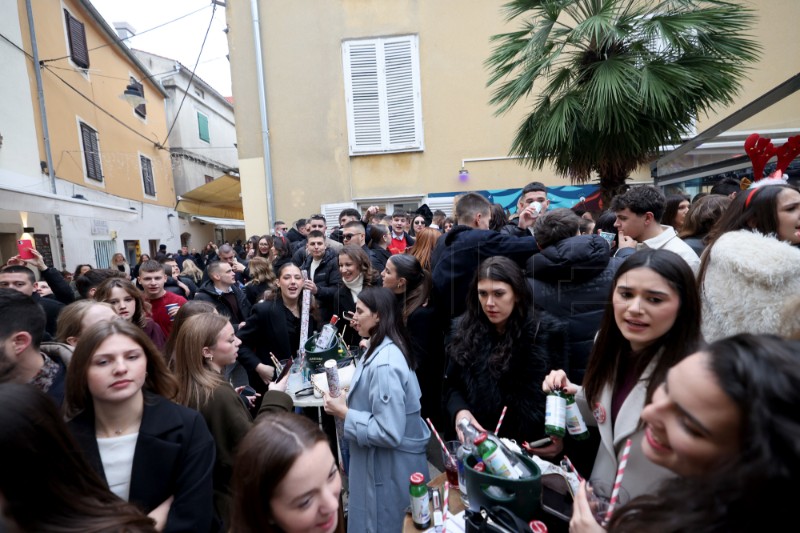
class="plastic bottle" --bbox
[409,472,431,529]
[545,390,567,437]
[474,432,519,479]
[314,315,339,350]
[455,418,480,503]
[565,393,590,440]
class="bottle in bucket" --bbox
[409,472,431,530]
[456,418,479,504]
[565,393,590,440]
[314,315,339,350]
[545,390,567,437]
[474,432,519,480]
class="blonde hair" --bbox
[180,259,204,284]
[55,300,115,344]
[172,313,228,409]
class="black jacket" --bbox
[431,225,539,319]
[40,266,75,305]
[194,282,252,326]
[285,227,305,244]
[368,247,391,275]
[68,392,216,533]
[33,293,64,340]
[443,313,567,443]
[300,248,342,302]
[529,234,623,384]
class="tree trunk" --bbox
[598,172,631,210]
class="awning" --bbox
[0,181,138,221]
[176,174,243,219]
[190,215,246,229]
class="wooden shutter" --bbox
[133,79,146,118]
[198,112,210,142]
[64,10,89,69]
[343,35,423,155]
[80,122,102,181]
[140,155,156,196]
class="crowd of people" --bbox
[1,177,800,533]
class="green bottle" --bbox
[565,394,590,440]
[474,432,519,479]
[545,390,566,437]
[409,472,431,529]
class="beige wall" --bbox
[19,0,174,207]
[228,0,792,224]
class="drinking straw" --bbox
[604,438,632,523]
[442,481,449,533]
[426,418,454,463]
[494,405,508,435]
[563,455,583,482]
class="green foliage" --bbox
[487,0,760,190]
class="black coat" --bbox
[300,248,342,304]
[315,283,362,348]
[68,392,216,533]
[431,225,539,319]
[529,234,623,384]
[194,282,253,327]
[443,313,568,444]
[368,247,391,275]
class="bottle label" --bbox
[483,448,520,479]
[565,401,589,436]
[410,491,431,527]
[545,394,566,436]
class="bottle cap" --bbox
[473,462,486,472]
[409,472,425,485]
[474,432,488,445]
[330,315,339,325]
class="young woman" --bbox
[173,313,292,526]
[698,183,800,342]
[230,412,344,533]
[405,227,439,272]
[95,277,167,351]
[367,223,392,274]
[409,214,429,237]
[0,383,156,532]
[65,320,216,532]
[111,253,131,280]
[164,300,217,365]
[315,245,376,348]
[131,255,150,281]
[661,194,690,232]
[244,256,277,305]
[444,256,567,448]
[571,334,800,532]
[56,299,119,347]
[443,216,455,233]
[272,233,294,272]
[237,262,318,393]
[677,194,732,256]
[543,249,702,499]
[71,263,93,299]
[323,287,430,533]
[256,234,274,259]
[180,258,204,285]
[381,254,443,426]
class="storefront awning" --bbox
[176,174,243,219]
[190,215,246,229]
[0,182,138,221]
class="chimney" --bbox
[114,22,136,40]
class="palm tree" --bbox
[487,0,760,203]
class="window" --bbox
[93,240,114,268]
[140,155,156,196]
[197,112,210,142]
[204,175,214,184]
[64,10,89,69]
[80,122,103,182]
[342,35,423,155]
[131,77,146,119]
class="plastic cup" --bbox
[164,303,180,321]
[442,440,460,490]
[586,479,629,525]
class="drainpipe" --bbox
[25,0,65,269]
[249,0,276,229]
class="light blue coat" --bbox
[344,338,431,533]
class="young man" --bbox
[138,260,186,336]
[611,185,701,272]
[300,230,342,310]
[194,261,252,330]
[0,265,64,340]
[292,214,342,265]
[341,220,370,253]
[502,181,550,237]
[273,220,289,236]
[0,289,70,407]
[161,257,196,299]
[388,209,415,255]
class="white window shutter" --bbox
[343,35,423,155]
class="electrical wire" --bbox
[0,31,33,59]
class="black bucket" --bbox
[463,452,542,521]
[303,334,347,372]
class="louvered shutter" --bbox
[198,112,210,142]
[141,156,156,196]
[133,79,146,118]
[343,35,423,155]
[80,123,103,182]
[64,10,89,69]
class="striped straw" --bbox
[494,405,508,435]
[604,438,632,524]
[563,454,583,481]
[442,481,449,533]
[426,418,454,463]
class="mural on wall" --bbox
[429,184,601,213]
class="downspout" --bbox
[249,0,276,229]
[25,0,65,269]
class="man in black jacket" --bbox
[299,231,342,320]
[0,264,66,340]
[194,261,252,330]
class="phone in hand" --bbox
[238,385,257,401]
[274,357,293,382]
[16,240,35,260]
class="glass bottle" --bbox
[565,393,590,440]
[545,390,567,437]
[409,472,431,530]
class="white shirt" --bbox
[641,225,701,273]
[97,433,139,501]
[310,258,322,280]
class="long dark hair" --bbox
[357,287,415,369]
[94,277,152,328]
[65,320,178,419]
[609,334,800,532]
[678,194,732,240]
[448,256,534,377]
[0,383,156,532]
[583,249,702,408]
[387,254,430,323]
[661,193,689,230]
[230,412,343,533]
[698,184,799,286]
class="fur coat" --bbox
[701,230,800,342]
